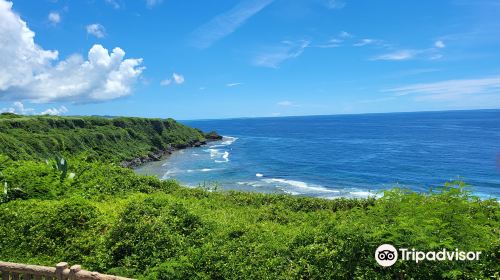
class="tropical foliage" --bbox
[0,113,205,162]
[0,114,498,279]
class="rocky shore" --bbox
[120,131,223,168]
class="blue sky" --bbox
[1,0,500,119]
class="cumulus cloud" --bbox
[48,12,60,24]
[253,40,310,68]
[40,105,68,115]
[1,102,68,116]
[86,23,106,38]
[0,1,144,103]
[1,101,35,114]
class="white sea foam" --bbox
[283,190,301,195]
[205,148,224,158]
[236,181,264,187]
[262,178,340,194]
[207,148,218,158]
[256,173,264,177]
[162,168,180,179]
[213,151,230,163]
[201,168,214,172]
[209,144,225,148]
[349,191,375,198]
[208,137,237,148]
[186,168,219,173]
[221,136,238,145]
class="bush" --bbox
[0,172,498,279]
[106,195,205,272]
[0,198,104,266]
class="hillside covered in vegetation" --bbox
[0,114,498,279]
[0,113,208,164]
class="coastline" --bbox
[120,131,223,168]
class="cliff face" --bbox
[0,113,217,164]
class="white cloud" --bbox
[105,0,120,9]
[277,100,298,107]
[339,31,352,38]
[253,40,310,68]
[316,38,342,48]
[190,0,274,48]
[40,105,68,115]
[385,76,500,101]
[146,0,163,8]
[372,43,446,61]
[1,101,34,114]
[226,82,242,87]
[353,38,377,47]
[325,0,345,9]
[160,73,184,86]
[160,79,171,86]
[372,50,417,61]
[429,54,443,60]
[371,40,446,61]
[48,12,60,24]
[86,23,106,38]
[0,1,144,103]
[435,40,446,48]
[0,0,58,92]
[172,73,184,84]
[1,102,68,116]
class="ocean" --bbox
[135,110,500,199]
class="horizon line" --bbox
[178,108,500,122]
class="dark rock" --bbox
[205,131,223,141]
[193,141,203,147]
[121,131,223,169]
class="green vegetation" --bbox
[0,113,206,162]
[0,114,498,279]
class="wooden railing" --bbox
[0,262,134,280]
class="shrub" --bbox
[106,195,205,272]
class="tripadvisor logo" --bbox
[375,244,482,267]
[375,244,398,267]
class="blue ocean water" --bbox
[135,110,500,199]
